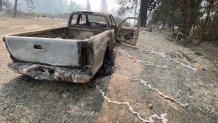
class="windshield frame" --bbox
[68,13,110,29]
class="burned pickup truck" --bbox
[3,11,139,83]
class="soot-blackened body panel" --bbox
[4,29,113,83]
[9,62,92,83]
[5,36,80,67]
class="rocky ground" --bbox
[0,14,218,123]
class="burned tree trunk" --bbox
[0,0,2,11]
[178,0,201,42]
[200,0,215,42]
[179,1,192,36]
[169,0,177,34]
[172,9,175,34]
[139,0,148,27]
[13,0,18,18]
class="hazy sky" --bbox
[13,0,120,14]
[66,0,119,11]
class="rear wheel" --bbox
[98,46,115,76]
[104,45,115,65]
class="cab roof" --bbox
[70,11,111,17]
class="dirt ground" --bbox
[0,14,218,123]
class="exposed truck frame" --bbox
[3,11,139,83]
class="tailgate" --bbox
[4,36,80,67]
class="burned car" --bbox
[3,11,139,83]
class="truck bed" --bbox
[4,27,110,68]
[16,27,106,39]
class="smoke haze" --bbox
[9,0,118,14]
